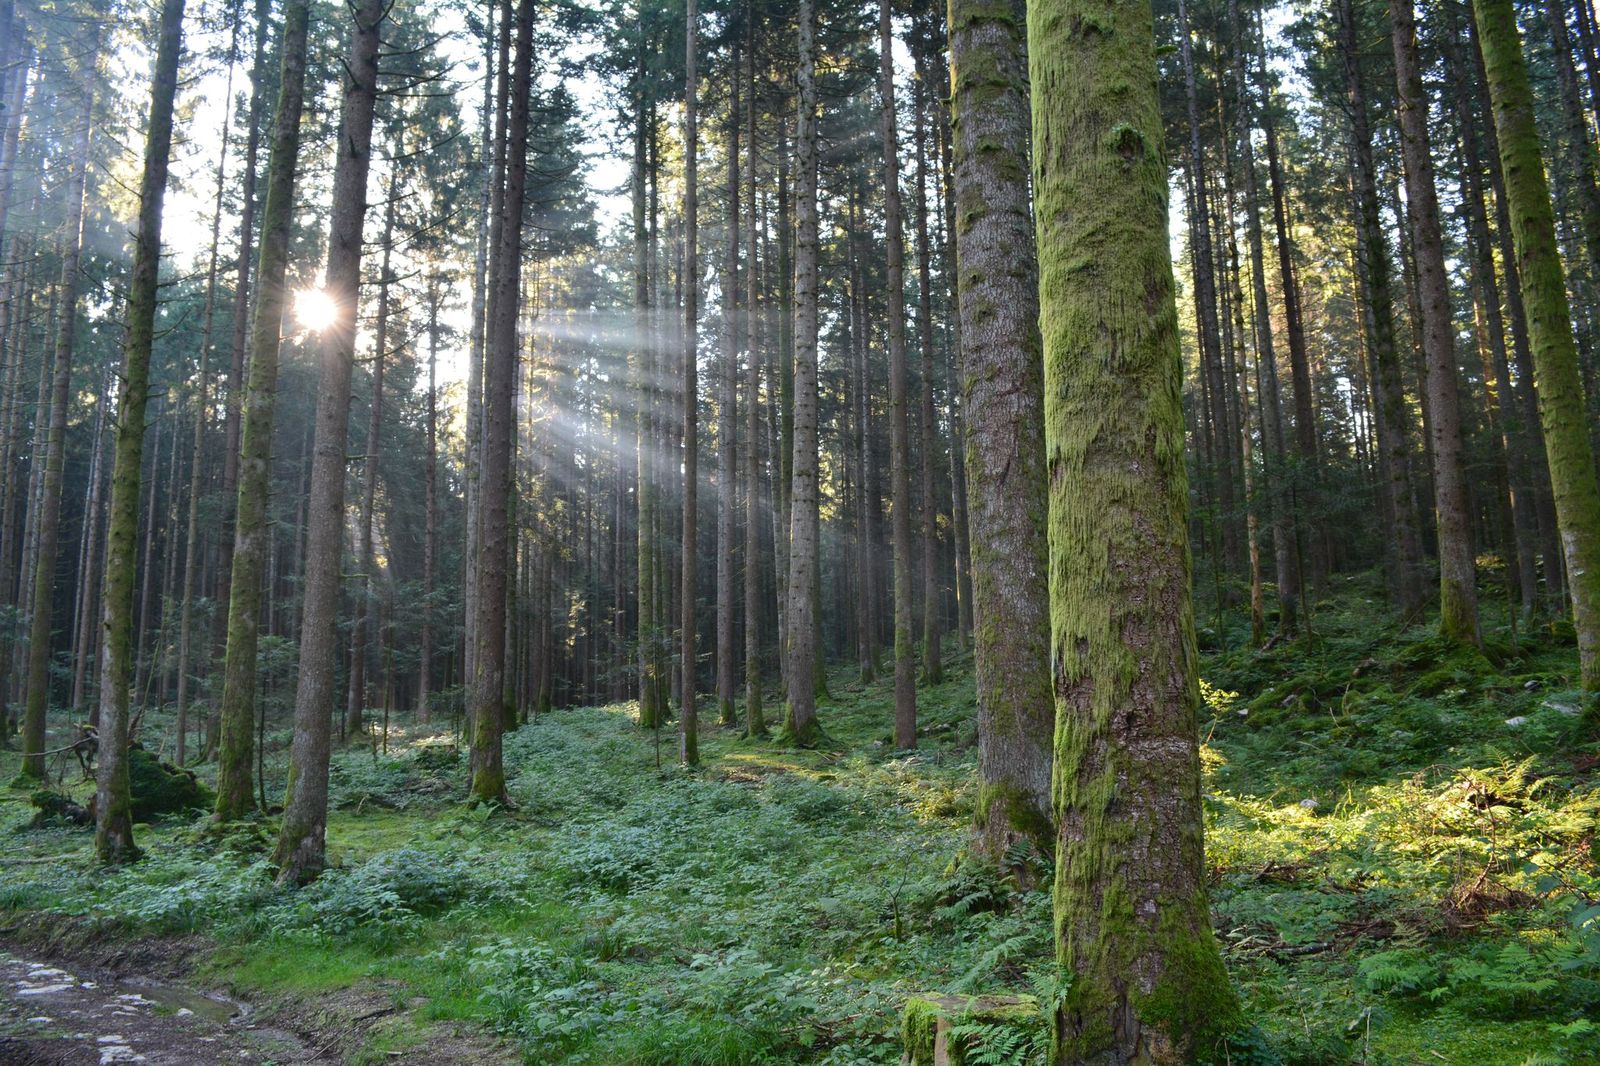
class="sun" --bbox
[294,287,339,333]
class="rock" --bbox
[1503,716,1529,728]
[1299,798,1319,811]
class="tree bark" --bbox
[876,0,915,750]
[214,0,310,822]
[468,0,533,803]
[1340,0,1425,618]
[1029,0,1239,1055]
[95,0,184,863]
[1390,0,1480,646]
[679,0,701,764]
[782,0,822,747]
[947,0,1054,866]
[1473,0,1600,697]
[716,31,739,729]
[20,54,96,782]
[274,0,386,880]
[911,78,943,687]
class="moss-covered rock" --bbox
[128,746,214,821]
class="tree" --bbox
[1389,0,1479,647]
[782,0,821,748]
[1473,0,1600,699]
[716,22,739,729]
[469,0,534,803]
[19,39,97,783]
[275,0,388,881]
[1340,0,1424,618]
[1028,0,1238,1055]
[214,0,311,822]
[94,0,184,863]
[946,0,1053,866]
[680,0,700,765]
[876,0,914,750]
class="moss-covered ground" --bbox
[3,573,1598,1064]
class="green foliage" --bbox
[3,588,1597,1063]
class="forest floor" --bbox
[2,571,1599,1065]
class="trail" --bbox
[0,951,327,1064]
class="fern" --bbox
[945,1019,1043,1066]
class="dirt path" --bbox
[0,951,328,1065]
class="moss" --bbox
[128,746,214,822]
[975,779,1053,855]
[1133,904,1242,1062]
[901,993,1041,1066]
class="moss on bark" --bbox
[1473,0,1600,695]
[1027,0,1239,1058]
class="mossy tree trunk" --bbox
[211,0,273,743]
[1390,0,1481,647]
[876,0,915,750]
[94,0,183,864]
[946,0,1054,867]
[274,0,387,881]
[214,0,310,823]
[1027,0,1239,1058]
[782,0,821,748]
[1445,4,1541,620]
[1473,0,1600,696]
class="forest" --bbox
[1,0,1599,1060]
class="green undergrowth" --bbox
[2,575,1598,1064]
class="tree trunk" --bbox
[679,0,701,764]
[20,56,96,782]
[911,79,943,687]
[1176,0,1241,581]
[214,0,310,822]
[212,0,273,685]
[716,31,739,729]
[1340,0,1425,618]
[420,276,439,720]
[1031,0,1240,1054]
[274,0,386,880]
[175,42,237,767]
[947,0,1054,866]
[1390,0,1480,646]
[782,0,822,747]
[1473,0,1600,697]
[467,0,533,804]
[95,0,183,863]
[743,5,765,738]
[345,193,396,740]
[876,0,915,750]
[1446,4,1540,619]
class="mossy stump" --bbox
[900,993,1039,1066]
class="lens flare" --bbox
[294,288,339,332]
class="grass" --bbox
[3,573,1599,1064]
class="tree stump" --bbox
[900,993,1040,1066]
